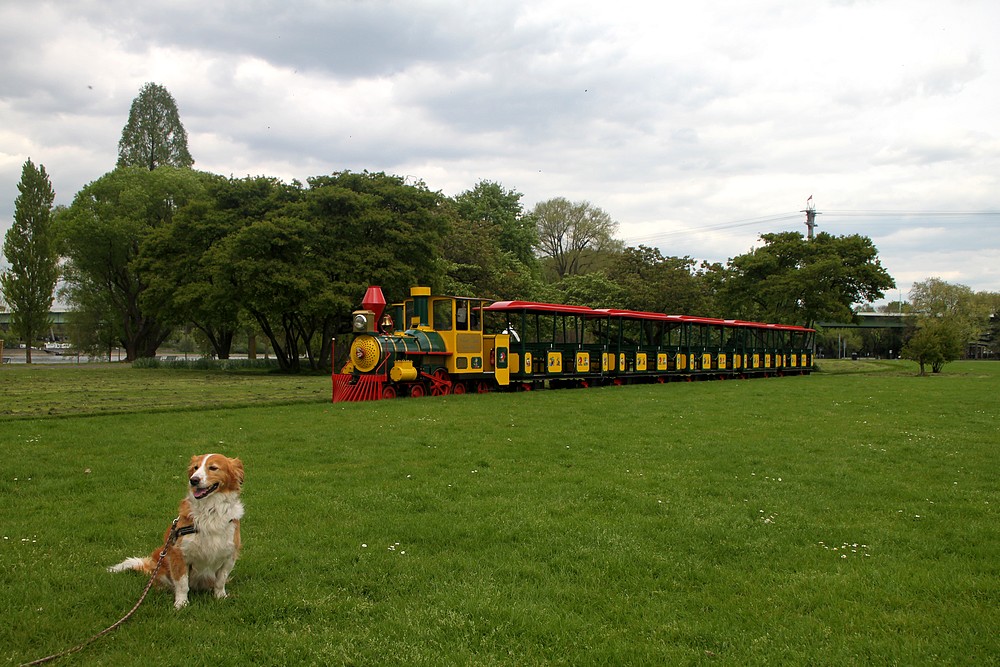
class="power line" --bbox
[624,208,1000,246]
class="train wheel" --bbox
[430,369,452,396]
[410,383,427,398]
[452,382,467,395]
[476,381,490,394]
[382,385,397,400]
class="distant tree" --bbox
[539,271,624,308]
[56,167,210,360]
[117,82,194,170]
[902,278,987,373]
[606,245,712,315]
[446,180,541,299]
[533,197,623,279]
[1,159,59,363]
[902,317,964,375]
[716,231,895,327]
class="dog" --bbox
[109,453,245,609]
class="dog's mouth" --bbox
[192,482,220,500]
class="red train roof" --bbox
[485,300,598,315]
[485,300,814,332]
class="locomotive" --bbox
[332,286,815,402]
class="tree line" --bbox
[4,82,991,372]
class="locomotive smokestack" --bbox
[362,286,386,323]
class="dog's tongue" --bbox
[193,487,209,499]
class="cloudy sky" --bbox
[2,0,998,306]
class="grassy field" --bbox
[2,360,998,665]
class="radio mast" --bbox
[801,195,820,239]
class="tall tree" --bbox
[56,167,210,361]
[446,180,541,299]
[716,231,895,327]
[117,82,194,170]
[139,175,288,359]
[1,159,59,363]
[215,171,449,371]
[532,197,623,279]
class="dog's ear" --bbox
[230,457,245,487]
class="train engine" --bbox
[332,286,511,401]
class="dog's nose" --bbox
[190,477,200,487]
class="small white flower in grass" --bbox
[362,544,368,548]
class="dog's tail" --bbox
[108,556,154,575]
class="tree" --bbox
[215,171,450,372]
[446,180,541,299]
[533,197,623,279]
[56,167,210,360]
[901,317,964,375]
[716,231,895,327]
[117,82,194,170]
[139,175,290,359]
[1,159,59,363]
[606,245,713,315]
[902,278,986,373]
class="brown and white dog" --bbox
[109,453,245,609]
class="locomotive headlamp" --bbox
[353,313,369,332]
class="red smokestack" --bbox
[362,286,386,323]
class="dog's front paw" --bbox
[173,597,189,610]
[214,588,228,599]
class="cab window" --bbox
[433,299,453,331]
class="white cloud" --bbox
[1,0,998,302]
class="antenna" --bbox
[801,195,821,239]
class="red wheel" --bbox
[382,385,397,399]
[430,369,452,396]
[452,382,467,395]
[476,382,490,394]
[409,383,427,398]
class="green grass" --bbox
[2,361,998,665]
[0,364,328,418]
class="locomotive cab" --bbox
[333,286,511,401]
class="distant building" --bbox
[0,310,70,342]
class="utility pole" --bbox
[801,195,820,240]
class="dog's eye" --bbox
[209,465,219,471]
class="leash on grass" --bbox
[20,517,189,667]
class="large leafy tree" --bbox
[117,82,194,171]
[140,175,293,359]
[446,180,540,299]
[716,231,895,327]
[56,167,210,360]
[606,245,713,315]
[216,171,449,371]
[1,159,59,363]
[533,197,623,280]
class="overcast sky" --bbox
[2,0,998,306]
